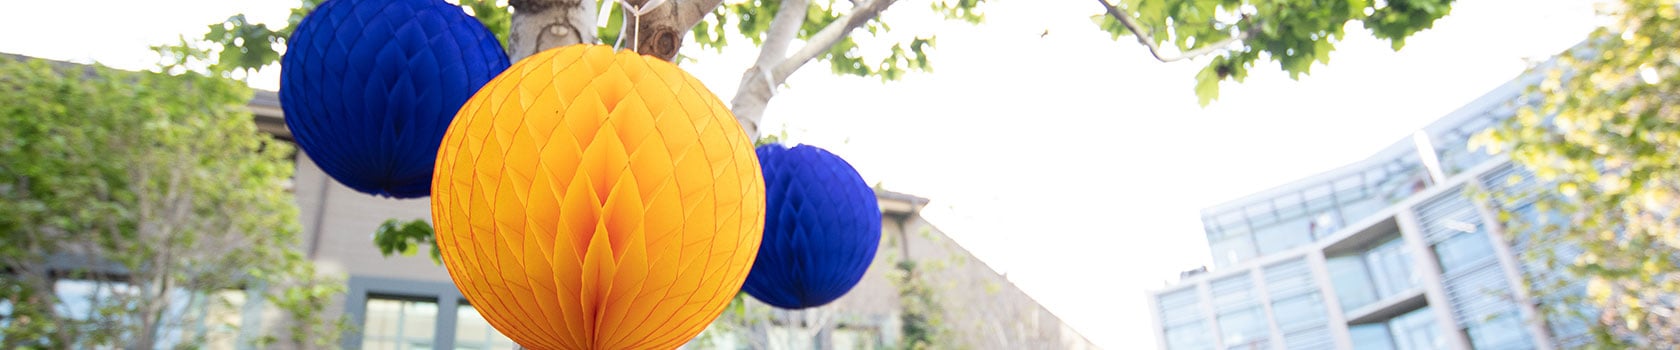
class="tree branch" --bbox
[727,0,898,139]
[728,0,810,139]
[770,0,897,83]
[1096,0,1246,62]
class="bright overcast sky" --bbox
[0,0,1605,348]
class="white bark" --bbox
[623,0,725,61]
[727,0,810,140]
[509,0,599,61]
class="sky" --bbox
[0,0,1606,348]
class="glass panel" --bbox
[1391,307,1444,350]
[1264,259,1316,296]
[402,301,437,341]
[1349,323,1397,350]
[1274,195,1307,224]
[1366,236,1419,297]
[456,304,517,350]
[54,279,137,321]
[1337,183,1387,226]
[362,297,438,350]
[1285,326,1334,350]
[1304,185,1336,212]
[767,326,817,350]
[1212,212,1249,240]
[1271,293,1327,331]
[53,279,140,342]
[1467,312,1531,350]
[1310,211,1345,239]
[1218,306,1268,349]
[1254,221,1313,255]
[1210,234,1258,267]
[201,290,247,349]
[0,298,10,329]
[1164,321,1214,350]
[830,328,880,350]
[152,288,195,349]
[1328,255,1378,311]
[1158,287,1204,327]
[1210,274,1255,310]
[1435,231,1496,274]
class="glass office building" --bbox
[1148,71,1593,350]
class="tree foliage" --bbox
[891,259,952,350]
[0,46,344,348]
[1093,0,1454,105]
[207,0,979,83]
[1472,0,1680,346]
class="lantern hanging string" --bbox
[613,0,667,52]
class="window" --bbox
[362,297,438,350]
[455,304,518,350]
[188,289,248,349]
[1365,237,1419,298]
[1466,312,1529,350]
[0,297,10,329]
[1329,235,1419,311]
[1164,321,1214,350]
[767,326,817,350]
[830,327,882,350]
[1335,175,1385,224]
[1218,306,1268,349]
[1350,323,1397,350]
[51,279,247,348]
[1158,288,1204,326]
[1389,307,1445,350]
[1351,306,1445,349]
[1271,293,1327,330]
[1328,255,1380,311]
[55,279,136,321]
[1210,235,1258,267]
[1284,326,1334,350]
[1434,231,1496,274]
[1254,222,1313,255]
[1310,212,1344,239]
[1210,274,1255,309]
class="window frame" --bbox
[343,276,466,349]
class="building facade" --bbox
[3,54,1098,349]
[256,90,1099,349]
[1148,71,1591,350]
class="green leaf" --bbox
[373,218,441,264]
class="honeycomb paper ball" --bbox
[431,44,765,350]
[280,0,509,198]
[742,143,881,309]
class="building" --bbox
[1147,70,1591,350]
[0,53,1097,349]
[261,90,1098,349]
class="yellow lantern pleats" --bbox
[430,44,765,350]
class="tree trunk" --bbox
[508,0,721,62]
[508,0,599,61]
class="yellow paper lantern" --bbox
[430,44,765,350]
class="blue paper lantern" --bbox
[743,143,882,309]
[280,0,509,198]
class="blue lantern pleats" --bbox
[743,143,882,309]
[280,0,509,198]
